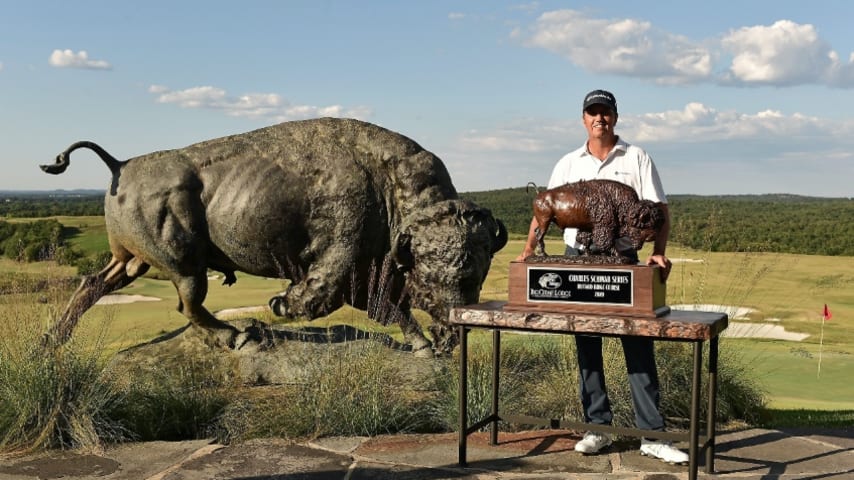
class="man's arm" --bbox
[514,217,539,262]
[645,203,672,281]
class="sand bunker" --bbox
[95,294,162,305]
[93,294,267,319]
[214,305,270,319]
[671,304,756,319]
[670,257,705,264]
[722,323,810,341]
[672,304,809,341]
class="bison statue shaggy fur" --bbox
[41,118,507,355]
[532,179,664,260]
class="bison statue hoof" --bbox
[189,325,240,349]
[234,321,276,351]
[268,296,290,317]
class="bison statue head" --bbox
[624,200,666,250]
[392,199,507,352]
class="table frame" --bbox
[453,304,726,480]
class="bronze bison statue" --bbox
[532,179,664,260]
[41,118,507,355]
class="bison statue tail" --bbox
[526,181,540,195]
[40,141,122,176]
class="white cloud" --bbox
[48,49,112,70]
[457,118,575,153]
[721,20,836,85]
[147,85,169,94]
[624,103,841,143]
[154,86,228,109]
[456,103,854,153]
[0,62,4,72]
[149,85,372,121]
[447,106,854,195]
[520,9,712,84]
[448,12,465,21]
[519,11,854,88]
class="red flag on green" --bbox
[823,304,832,321]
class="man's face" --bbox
[583,104,617,140]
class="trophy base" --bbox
[505,260,669,318]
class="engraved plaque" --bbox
[527,267,633,305]
[506,261,669,318]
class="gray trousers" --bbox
[565,245,665,431]
[575,335,665,431]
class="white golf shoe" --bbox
[639,438,690,464]
[574,431,612,454]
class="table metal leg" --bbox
[491,329,500,445]
[688,341,703,480]
[458,325,468,467]
[706,336,719,473]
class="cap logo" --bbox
[586,93,613,103]
[583,89,617,114]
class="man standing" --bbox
[515,89,688,464]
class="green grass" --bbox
[0,257,77,277]
[1,218,853,414]
[0,220,836,448]
[80,274,420,353]
[760,409,854,428]
[729,339,854,410]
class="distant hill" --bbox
[461,187,854,256]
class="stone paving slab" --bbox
[170,439,353,480]
[0,428,851,480]
[0,439,213,480]
[349,431,685,477]
[708,427,854,479]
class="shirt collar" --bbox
[582,136,628,159]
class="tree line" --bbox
[0,193,105,270]
[0,219,71,263]
[0,193,103,218]
[1,190,852,260]
[462,188,854,256]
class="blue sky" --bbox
[2,1,853,196]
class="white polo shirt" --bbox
[547,137,667,247]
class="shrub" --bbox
[74,251,113,276]
[0,298,125,452]
[108,359,237,441]
[426,334,766,434]
[425,337,548,432]
[215,339,433,442]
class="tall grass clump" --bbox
[0,279,125,453]
[108,357,237,441]
[657,340,767,426]
[426,336,533,432]
[427,334,767,433]
[216,338,433,442]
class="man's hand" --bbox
[515,248,533,262]
[646,254,672,282]
[515,217,540,262]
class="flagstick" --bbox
[817,315,825,379]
